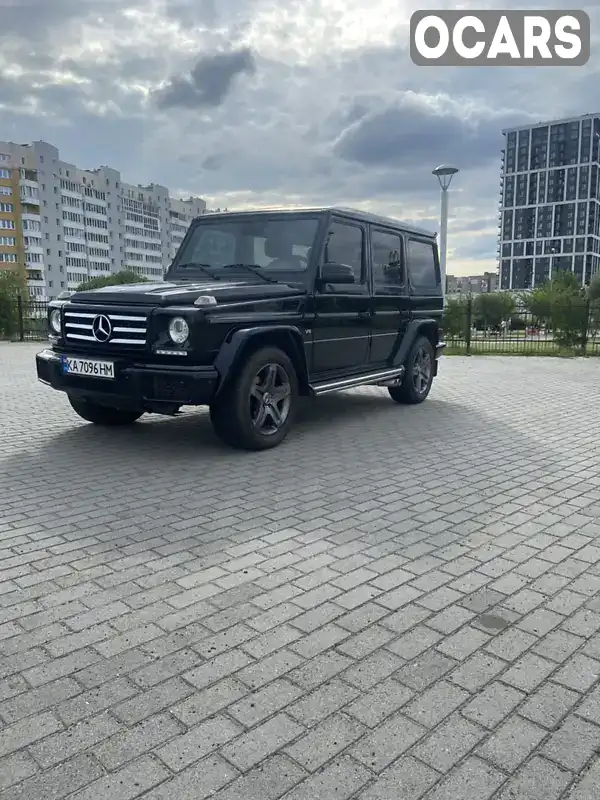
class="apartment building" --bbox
[498,114,600,290]
[0,156,26,279]
[446,272,499,295]
[0,140,207,300]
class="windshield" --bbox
[169,215,321,283]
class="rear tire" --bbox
[68,395,143,426]
[210,346,299,450]
[389,336,435,405]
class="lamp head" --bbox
[432,164,459,190]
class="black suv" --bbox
[36,207,445,450]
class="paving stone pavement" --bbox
[2,342,600,799]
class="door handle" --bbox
[358,310,372,318]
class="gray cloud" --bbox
[0,0,133,41]
[66,53,165,83]
[333,95,526,173]
[452,217,497,234]
[163,0,273,29]
[201,153,227,170]
[452,236,499,261]
[164,0,217,26]
[0,0,598,275]
[153,48,256,109]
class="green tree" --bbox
[520,271,588,349]
[551,292,589,348]
[76,269,150,292]
[443,296,469,339]
[586,274,600,339]
[551,269,581,292]
[0,269,26,339]
[472,291,515,329]
[587,273,600,304]
[519,284,554,327]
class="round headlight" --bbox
[168,316,189,345]
[49,309,61,334]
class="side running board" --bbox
[310,366,405,396]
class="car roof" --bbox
[195,206,436,239]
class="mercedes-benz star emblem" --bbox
[92,314,112,343]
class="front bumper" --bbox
[36,349,219,409]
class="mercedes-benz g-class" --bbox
[36,207,445,450]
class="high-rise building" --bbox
[498,114,600,290]
[0,140,208,300]
[0,156,26,280]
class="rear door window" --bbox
[371,228,405,294]
[406,238,441,295]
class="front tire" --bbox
[389,336,435,405]
[210,346,299,450]
[68,395,143,426]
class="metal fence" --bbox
[0,297,49,342]
[444,294,600,356]
[3,294,600,355]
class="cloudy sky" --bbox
[0,0,598,275]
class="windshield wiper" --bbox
[174,263,221,280]
[221,263,277,284]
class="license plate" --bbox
[61,356,115,379]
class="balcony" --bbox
[25,254,44,267]
[21,207,41,219]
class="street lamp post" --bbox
[432,165,459,300]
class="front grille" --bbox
[64,307,147,347]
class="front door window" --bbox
[324,221,365,284]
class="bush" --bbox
[587,273,600,304]
[520,270,589,349]
[472,292,515,329]
[551,293,589,348]
[443,296,469,339]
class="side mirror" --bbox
[319,262,356,285]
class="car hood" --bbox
[67,279,305,306]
